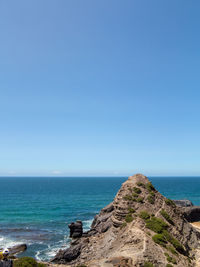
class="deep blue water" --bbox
[0,176,199,261]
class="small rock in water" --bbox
[68,220,83,238]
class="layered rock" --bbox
[173,199,200,222]
[174,199,194,207]
[52,174,200,267]
[68,221,83,238]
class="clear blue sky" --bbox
[0,0,200,176]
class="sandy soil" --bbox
[191,222,200,230]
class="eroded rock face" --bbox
[183,207,200,222]
[174,199,194,207]
[173,200,200,222]
[68,220,83,238]
[52,174,200,267]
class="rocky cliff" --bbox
[52,174,200,267]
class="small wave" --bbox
[35,239,70,262]
[0,235,23,249]
[83,219,93,231]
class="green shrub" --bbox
[133,187,141,194]
[120,222,127,228]
[146,182,155,192]
[165,199,175,207]
[132,193,139,198]
[170,238,185,254]
[146,217,168,233]
[164,253,177,264]
[137,197,144,203]
[163,230,185,254]
[139,211,150,220]
[150,191,155,197]
[147,195,155,204]
[128,207,135,213]
[166,264,173,267]
[14,257,45,267]
[125,214,133,223]
[136,182,145,187]
[123,195,133,201]
[152,234,167,246]
[76,265,87,267]
[144,262,154,267]
[167,245,178,255]
[160,209,174,225]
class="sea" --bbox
[0,176,200,262]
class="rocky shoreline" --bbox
[10,174,200,266]
[48,174,200,267]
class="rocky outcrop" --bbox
[52,174,200,267]
[174,199,194,207]
[68,221,83,238]
[3,244,27,256]
[173,199,200,222]
[183,207,200,222]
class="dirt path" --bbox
[155,200,165,217]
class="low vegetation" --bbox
[150,191,155,197]
[146,182,156,192]
[165,253,177,264]
[167,245,178,255]
[166,264,173,267]
[145,215,185,255]
[152,234,167,246]
[14,257,47,267]
[146,217,168,233]
[147,195,155,204]
[132,193,139,198]
[120,222,127,228]
[133,187,141,194]
[136,181,145,187]
[139,211,150,220]
[144,262,154,267]
[162,230,185,254]
[137,197,144,203]
[165,199,175,207]
[128,207,135,213]
[125,214,133,223]
[160,209,174,225]
[123,195,133,201]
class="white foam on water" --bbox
[35,235,70,262]
[83,219,93,231]
[0,235,22,250]
[0,234,36,251]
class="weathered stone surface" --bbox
[173,199,200,223]
[174,199,194,207]
[2,244,27,255]
[68,220,83,238]
[183,207,200,222]
[52,174,200,267]
[51,244,82,263]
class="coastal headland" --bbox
[49,174,200,267]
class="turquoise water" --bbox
[0,176,199,261]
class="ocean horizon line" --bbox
[0,175,200,178]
